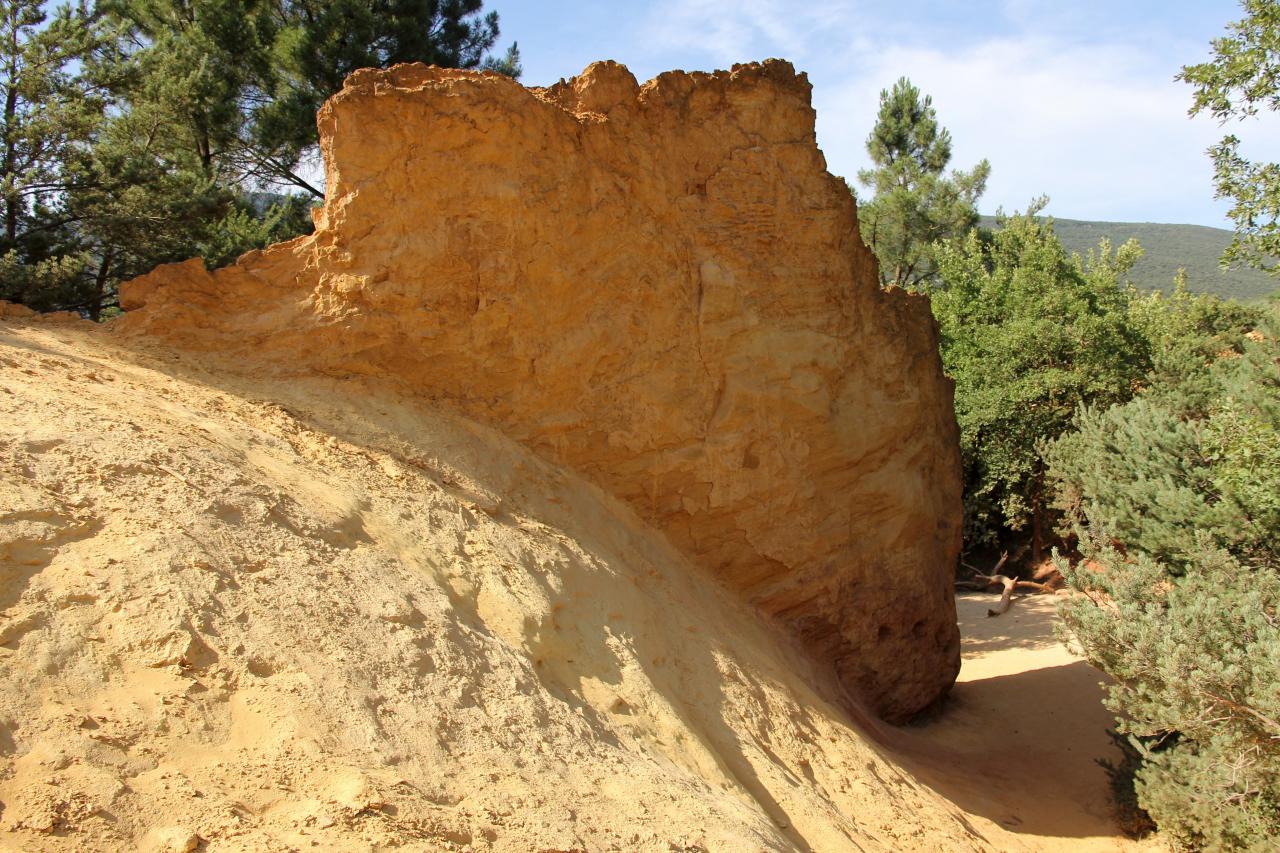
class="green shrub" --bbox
[932,206,1150,553]
[1050,301,1280,849]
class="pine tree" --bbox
[104,1,517,198]
[0,1,111,310]
[244,0,517,197]
[1049,300,1280,849]
[63,107,235,319]
[1,1,333,317]
[481,40,521,77]
[856,77,990,290]
[103,0,276,181]
[5,0,520,318]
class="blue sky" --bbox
[492,1,1278,228]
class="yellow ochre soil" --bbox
[0,318,1156,851]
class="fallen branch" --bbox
[955,552,1056,617]
[987,575,1017,617]
[1009,578,1057,594]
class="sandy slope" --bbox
[0,318,1152,851]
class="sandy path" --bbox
[890,593,1161,851]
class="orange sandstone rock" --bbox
[115,60,962,720]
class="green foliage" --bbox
[1060,543,1280,850]
[931,205,1151,551]
[984,216,1280,303]
[0,249,91,311]
[481,41,521,77]
[246,0,515,196]
[0,0,285,315]
[1179,0,1280,276]
[1051,303,1280,849]
[64,89,235,316]
[103,0,275,180]
[855,77,990,290]
[1204,397,1280,551]
[1127,277,1263,415]
[1,0,513,317]
[197,193,314,269]
[1048,294,1273,564]
[0,0,113,312]
[105,0,515,197]
[1049,398,1209,567]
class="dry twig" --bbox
[956,552,1054,617]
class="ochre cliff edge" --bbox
[114,60,963,720]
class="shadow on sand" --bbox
[893,661,1122,839]
[1,324,1127,849]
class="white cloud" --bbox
[641,0,862,66]
[514,0,1279,226]
[811,35,1255,225]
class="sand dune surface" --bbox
[0,318,1154,851]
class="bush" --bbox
[1050,300,1280,849]
[932,206,1150,553]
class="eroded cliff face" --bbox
[115,60,963,720]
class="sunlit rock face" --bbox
[116,59,963,721]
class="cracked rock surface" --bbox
[116,60,963,721]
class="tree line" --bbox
[853,2,1279,847]
[0,0,519,319]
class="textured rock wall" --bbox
[115,60,963,720]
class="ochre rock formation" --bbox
[0,322,1008,851]
[115,60,963,720]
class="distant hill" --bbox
[979,216,1279,303]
